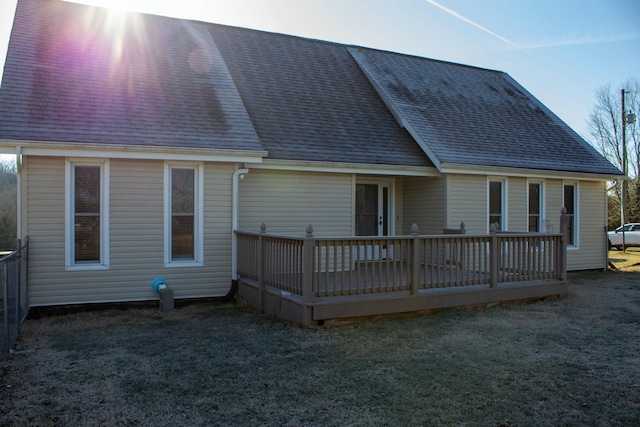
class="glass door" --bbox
[355,181,392,260]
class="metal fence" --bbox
[1,237,29,358]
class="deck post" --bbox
[302,224,315,326]
[489,233,499,288]
[410,224,420,295]
[258,223,266,312]
[559,208,569,281]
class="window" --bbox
[66,160,110,270]
[165,163,203,266]
[563,183,578,246]
[489,180,505,230]
[528,182,542,232]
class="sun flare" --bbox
[64,0,145,64]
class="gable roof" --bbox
[349,47,622,176]
[0,0,622,177]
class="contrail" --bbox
[521,33,640,49]
[425,0,519,48]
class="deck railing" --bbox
[236,224,567,304]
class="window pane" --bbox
[75,216,100,262]
[356,184,378,236]
[74,166,100,263]
[528,183,540,232]
[564,185,575,245]
[489,182,502,214]
[563,186,574,215]
[172,169,194,214]
[489,181,502,229]
[171,168,195,260]
[172,215,194,259]
[75,166,100,214]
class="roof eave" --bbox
[254,158,440,177]
[441,162,624,181]
[0,140,267,163]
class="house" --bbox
[0,0,622,309]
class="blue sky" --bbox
[0,0,639,141]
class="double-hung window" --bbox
[488,179,506,231]
[563,183,578,246]
[165,163,203,266]
[66,159,110,270]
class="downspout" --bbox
[231,167,249,282]
[15,146,22,242]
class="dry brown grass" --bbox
[608,247,640,272]
[1,265,639,426]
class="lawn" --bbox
[1,254,639,426]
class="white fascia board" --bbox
[1,140,266,163]
[252,159,440,177]
[441,163,624,181]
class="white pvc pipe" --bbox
[16,146,22,241]
[231,167,249,280]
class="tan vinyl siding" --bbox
[568,180,607,270]
[402,176,445,234]
[238,169,353,236]
[508,177,527,231]
[545,179,562,233]
[539,179,606,270]
[25,157,65,295]
[26,157,235,306]
[446,174,487,234]
[394,179,403,235]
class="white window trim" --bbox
[562,181,580,248]
[487,178,508,232]
[65,158,110,271]
[164,162,204,267]
[527,179,545,233]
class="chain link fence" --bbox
[1,237,29,358]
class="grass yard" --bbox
[1,255,639,426]
[608,246,640,271]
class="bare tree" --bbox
[588,79,639,175]
[587,79,640,226]
[0,159,17,250]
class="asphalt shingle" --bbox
[0,0,621,177]
[0,0,262,152]
[348,47,622,175]
[208,24,431,167]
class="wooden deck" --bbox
[236,226,567,326]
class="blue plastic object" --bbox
[152,278,167,293]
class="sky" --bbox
[0,0,639,145]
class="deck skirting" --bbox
[237,277,567,326]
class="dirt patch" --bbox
[1,268,639,426]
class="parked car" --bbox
[608,223,640,249]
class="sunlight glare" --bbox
[65,0,145,64]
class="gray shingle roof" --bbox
[0,0,262,152]
[0,0,621,177]
[349,47,622,176]
[208,24,432,167]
